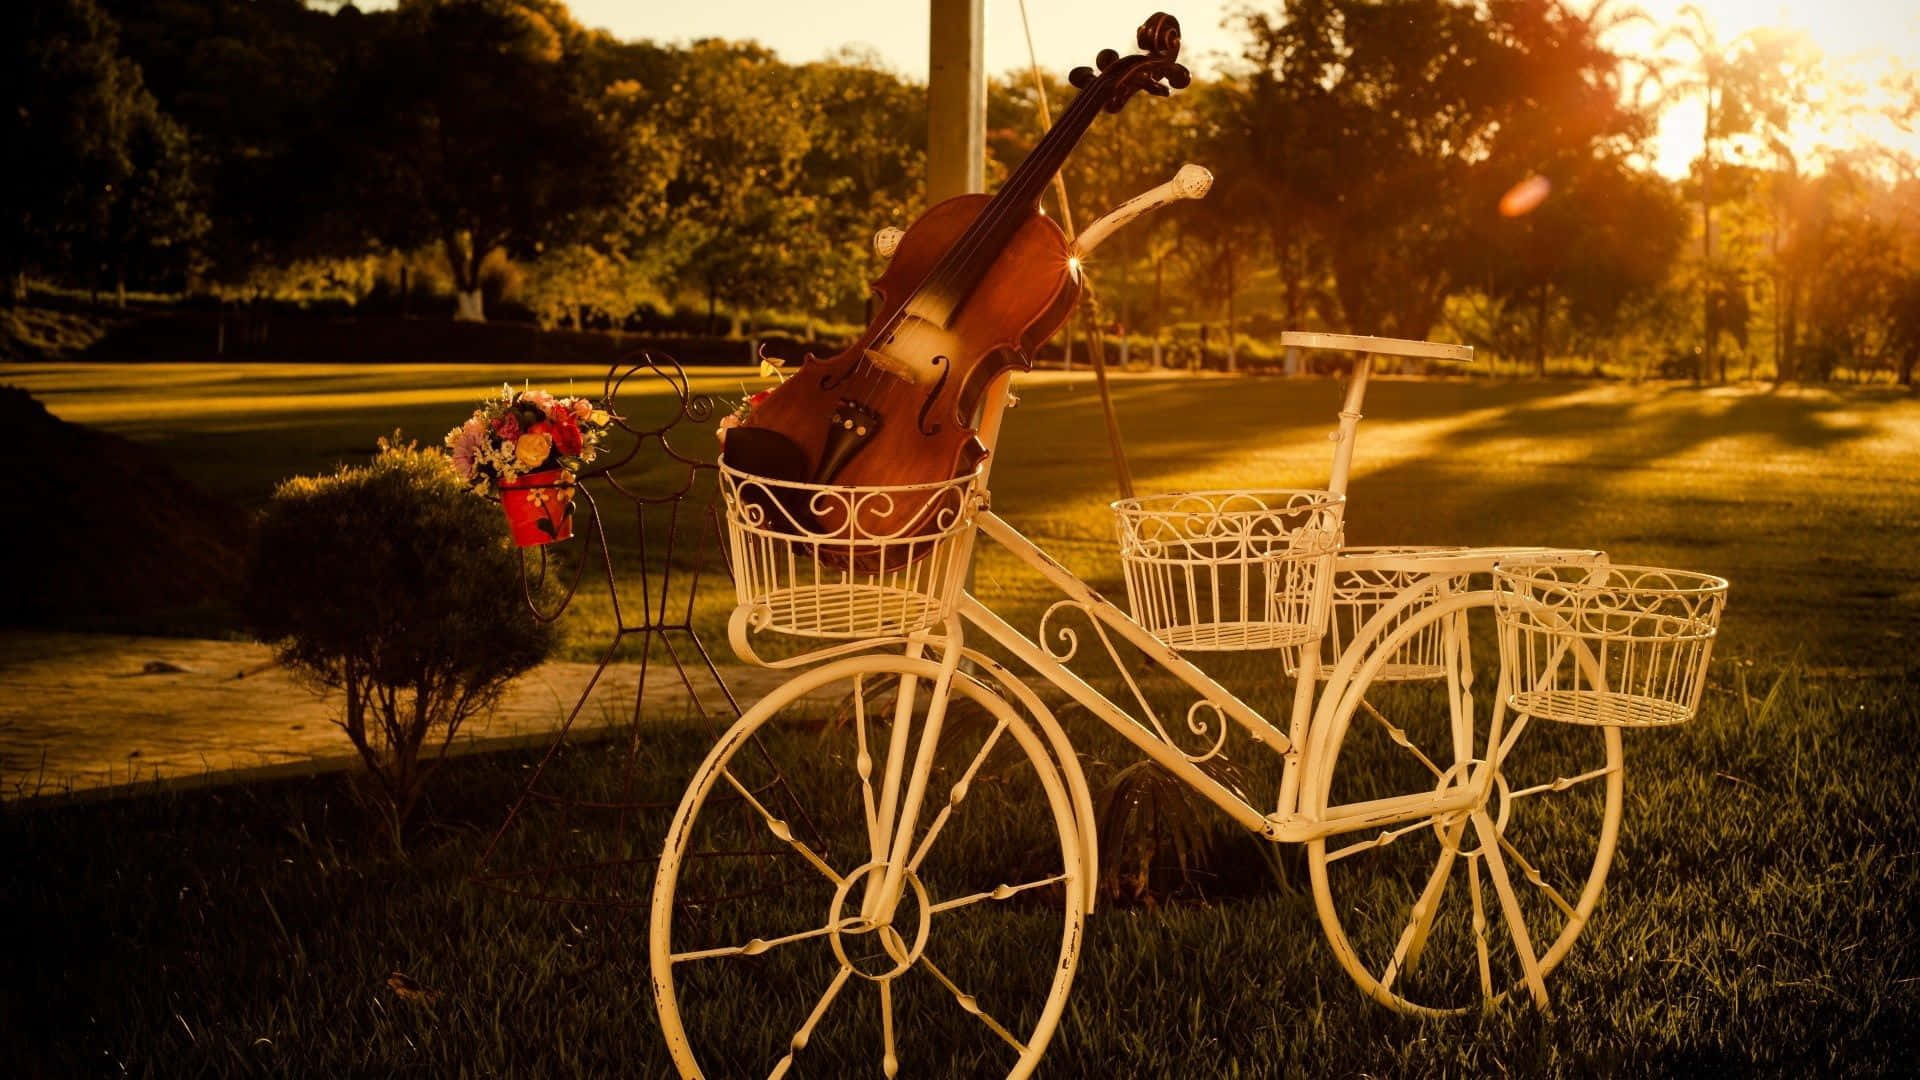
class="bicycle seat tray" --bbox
[1334,545,1607,576]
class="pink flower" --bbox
[571,398,593,420]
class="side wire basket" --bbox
[1495,562,1728,727]
[1113,489,1344,652]
[719,462,984,639]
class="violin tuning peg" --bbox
[1167,64,1191,90]
[1068,66,1095,89]
[1143,81,1171,97]
[1096,48,1119,71]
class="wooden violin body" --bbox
[724,195,1076,507]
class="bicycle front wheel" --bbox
[650,654,1085,1078]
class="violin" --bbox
[722,13,1192,535]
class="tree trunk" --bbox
[1534,284,1550,377]
[1152,256,1164,369]
[1700,85,1714,387]
[444,231,488,322]
[1225,246,1237,375]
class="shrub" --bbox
[242,439,556,845]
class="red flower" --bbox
[747,390,773,407]
[494,412,522,440]
[546,413,584,456]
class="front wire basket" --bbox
[719,462,983,639]
[1113,489,1345,652]
[1495,561,1728,727]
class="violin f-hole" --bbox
[916,356,950,436]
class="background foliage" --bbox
[7,0,1920,380]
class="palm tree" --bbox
[1654,8,1811,382]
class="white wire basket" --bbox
[1495,562,1728,728]
[1287,547,1473,681]
[1113,489,1345,652]
[719,462,982,639]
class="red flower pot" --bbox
[499,468,576,547]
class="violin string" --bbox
[847,47,1166,415]
[856,80,1106,399]
[856,84,1095,390]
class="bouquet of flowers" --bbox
[715,388,772,446]
[446,386,613,494]
[445,386,614,545]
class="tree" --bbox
[0,0,201,300]
[356,0,621,320]
[645,40,863,334]
[1656,13,1818,381]
[244,440,557,846]
[101,0,361,287]
[1230,0,1649,341]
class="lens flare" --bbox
[1500,174,1552,217]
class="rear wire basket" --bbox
[1287,547,1472,681]
[1495,562,1728,727]
[1113,490,1345,652]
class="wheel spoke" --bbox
[880,979,899,1079]
[1358,697,1445,778]
[1468,853,1493,1002]
[1507,764,1618,802]
[917,952,1028,1055]
[1495,832,1580,921]
[906,719,1012,873]
[1393,812,1472,979]
[769,964,854,1079]
[1493,710,1532,766]
[1325,817,1432,864]
[1473,810,1550,1010]
[722,768,845,888]
[671,916,862,963]
[926,873,1070,915]
[1445,614,1474,765]
[853,675,885,868]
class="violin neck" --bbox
[910,85,1105,325]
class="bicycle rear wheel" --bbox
[1305,593,1622,1015]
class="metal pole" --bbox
[927,0,985,204]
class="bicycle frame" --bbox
[951,511,1492,845]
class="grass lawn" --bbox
[4,362,1918,1074]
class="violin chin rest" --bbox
[721,426,823,534]
[721,426,810,483]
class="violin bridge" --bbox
[865,313,956,388]
[862,346,933,386]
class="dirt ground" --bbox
[0,630,783,801]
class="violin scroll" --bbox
[1068,13,1191,112]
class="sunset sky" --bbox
[361,1,1920,176]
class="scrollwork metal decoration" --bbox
[1038,599,1231,765]
[472,351,820,909]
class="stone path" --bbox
[0,630,784,801]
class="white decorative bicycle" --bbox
[649,332,1728,1077]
